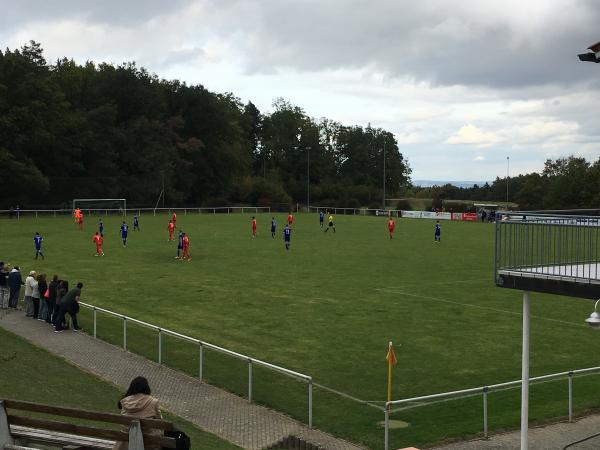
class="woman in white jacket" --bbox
[23,271,37,317]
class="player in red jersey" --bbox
[171,211,177,226]
[167,220,175,241]
[287,212,294,227]
[387,217,396,239]
[93,232,104,256]
[181,233,191,261]
[251,216,257,238]
[78,211,84,230]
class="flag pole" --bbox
[386,341,395,403]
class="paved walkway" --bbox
[0,310,364,450]
[432,415,600,450]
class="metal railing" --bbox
[383,366,600,450]
[495,212,600,282]
[0,206,271,218]
[79,302,313,427]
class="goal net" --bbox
[72,198,127,215]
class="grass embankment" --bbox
[0,326,240,450]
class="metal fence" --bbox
[79,302,313,427]
[495,212,600,281]
[0,206,271,218]
[383,366,600,450]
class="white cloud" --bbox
[474,155,485,161]
[446,124,501,146]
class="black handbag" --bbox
[164,429,190,450]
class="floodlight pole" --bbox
[506,156,510,206]
[521,291,530,450]
[307,146,311,211]
[383,140,386,209]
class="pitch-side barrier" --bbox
[383,366,600,450]
[0,206,271,218]
[79,302,313,427]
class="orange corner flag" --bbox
[386,341,397,366]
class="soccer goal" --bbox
[72,198,127,216]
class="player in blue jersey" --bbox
[271,217,277,238]
[319,210,324,228]
[283,224,292,250]
[33,232,44,260]
[120,222,129,247]
[176,230,184,259]
[98,219,104,237]
[133,214,140,231]
[434,221,441,242]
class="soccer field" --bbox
[1,212,598,448]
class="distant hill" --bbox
[412,179,490,188]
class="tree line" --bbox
[407,156,600,211]
[0,41,411,209]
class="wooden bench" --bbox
[1,399,177,450]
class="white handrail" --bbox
[80,302,311,382]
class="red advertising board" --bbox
[462,213,478,221]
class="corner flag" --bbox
[386,341,397,403]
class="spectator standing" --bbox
[113,377,163,450]
[0,263,9,310]
[8,266,23,309]
[37,273,48,321]
[54,282,82,332]
[53,280,68,329]
[31,274,41,319]
[47,275,59,324]
[24,271,37,317]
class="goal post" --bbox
[72,198,127,216]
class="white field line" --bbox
[376,288,586,328]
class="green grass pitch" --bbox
[1,212,599,449]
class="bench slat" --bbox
[7,417,176,449]
[4,399,173,431]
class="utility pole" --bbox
[162,171,165,208]
[383,140,386,209]
[307,146,311,211]
[506,156,510,206]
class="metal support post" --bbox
[308,380,313,428]
[199,343,204,380]
[248,360,253,403]
[483,387,489,438]
[93,308,97,338]
[568,372,573,422]
[158,329,162,365]
[123,317,127,350]
[521,291,530,450]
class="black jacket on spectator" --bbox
[48,280,59,304]
[0,270,8,288]
[8,271,23,289]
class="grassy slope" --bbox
[1,212,599,448]
[0,326,241,450]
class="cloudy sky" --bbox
[2,0,600,181]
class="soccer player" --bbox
[319,210,324,228]
[181,233,191,261]
[33,232,44,260]
[133,214,140,231]
[120,221,129,247]
[98,219,104,237]
[93,232,104,256]
[77,211,84,231]
[287,212,294,227]
[283,224,292,250]
[435,220,441,242]
[167,220,175,241]
[271,217,277,238]
[387,217,395,239]
[172,211,177,226]
[73,208,81,224]
[251,216,257,238]
[324,213,336,233]
[176,230,184,259]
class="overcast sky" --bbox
[2,0,600,181]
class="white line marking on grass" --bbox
[376,288,586,328]
[384,279,490,288]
